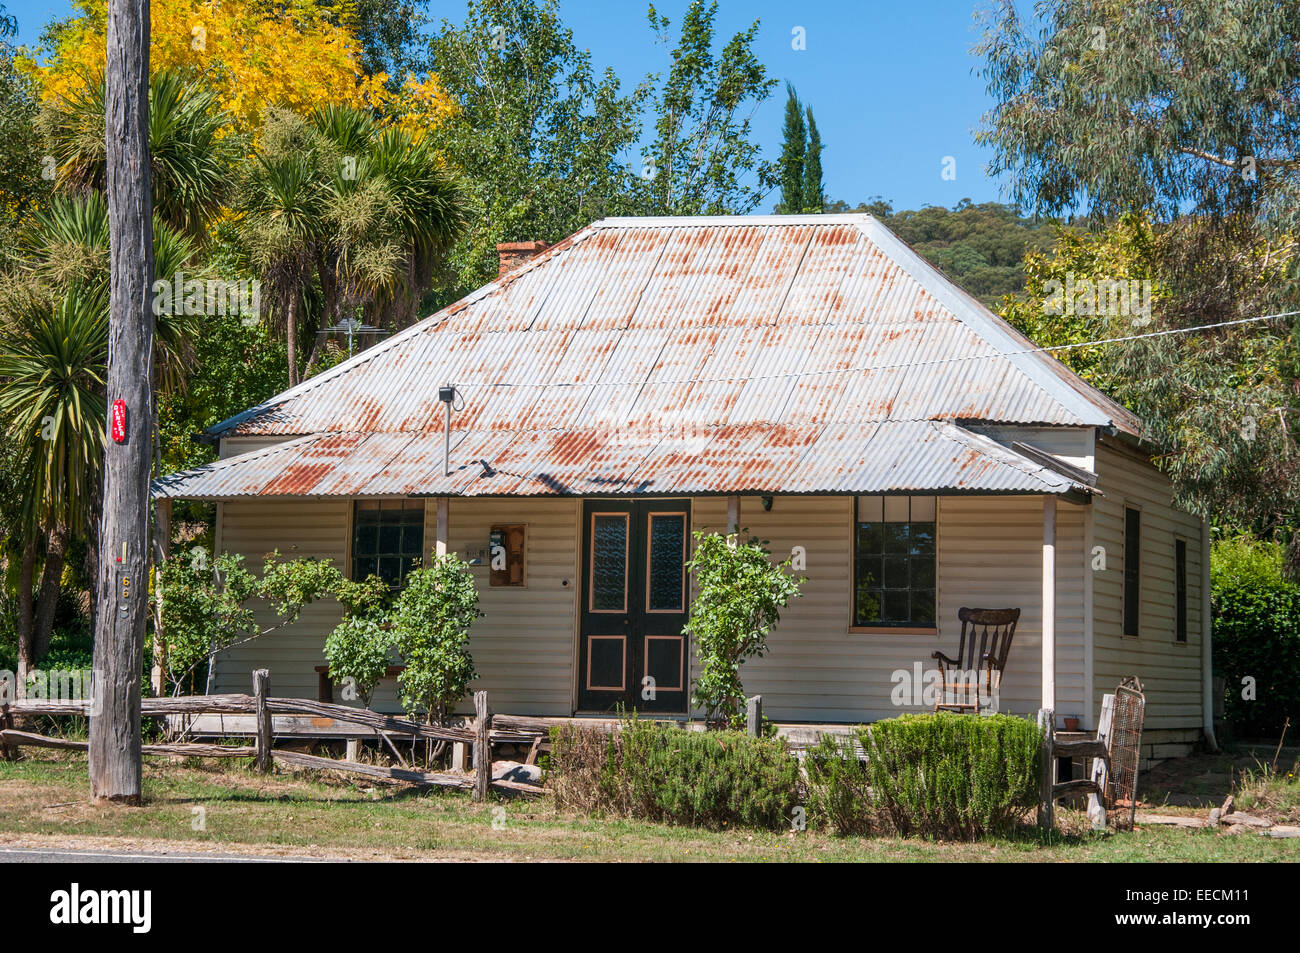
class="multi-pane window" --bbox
[854,496,936,628]
[352,500,424,587]
[1175,537,1187,643]
[1123,507,1141,636]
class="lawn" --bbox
[0,751,1297,862]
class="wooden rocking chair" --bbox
[932,607,1021,714]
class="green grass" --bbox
[0,753,1297,861]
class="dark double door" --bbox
[577,500,691,713]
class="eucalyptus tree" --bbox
[977,0,1300,561]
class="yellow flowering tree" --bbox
[22,0,453,135]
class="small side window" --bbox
[1123,507,1141,636]
[1175,538,1187,643]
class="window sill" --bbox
[848,626,938,635]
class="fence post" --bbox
[253,669,272,773]
[1037,707,1055,833]
[473,691,491,802]
[0,705,14,761]
[746,695,763,738]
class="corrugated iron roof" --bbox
[158,214,1135,499]
[153,420,1092,499]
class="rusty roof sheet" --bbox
[153,420,1093,499]
[159,214,1137,499]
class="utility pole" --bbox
[89,0,153,804]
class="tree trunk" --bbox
[286,290,300,387]
[16,535,37,683]
[90,0,153,805]
[33,523,68,662]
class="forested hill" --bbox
[826,198,1059,308]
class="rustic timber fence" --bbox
[0,670,541,800]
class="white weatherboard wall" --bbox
[212,496,579,714]
[442,498,579,716]
[212,493,1093,723]
[689,494,1087,724]
[210,499,350,699]
[1091,438,1204,732]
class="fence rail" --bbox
[0,672,540,799]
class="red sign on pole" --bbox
[111,399,127,443]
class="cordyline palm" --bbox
[17,191,201,392]
[0,285,106,672]
[237,151,325,387]
[40,68,235,240]
[0,195,200,669]
[313,106,467,330]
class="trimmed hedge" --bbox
[1212,538,1300,737]
[859,713,1041,839]
[549,718,802,831]
[803,733,874,835]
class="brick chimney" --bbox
[497,240,550,277]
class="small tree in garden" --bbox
[323,575,393,708]
[684,530,803,728]
[391,554,482,726]
[159,550,342,695]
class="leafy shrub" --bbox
[1211,537,1300,737]
[803,734,875,835]
[391,554,482,725]
[324,615,392,708]
[684,530,803,727]
[549,717,802,831]
[323,573,393,707]
[862,713,1041,839]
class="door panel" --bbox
[578,500,691,713]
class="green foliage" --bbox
[426,0,646,291]
[38,69,238,241]
[324,615,392,708]
[977,0,1300,557]
[778,83,805,213]
[684,530,803,727]
[639,1,777,217]
[157,315,287,475]
[159,550,342,695]
[391,554,482,724]
[976,0,1300,234]
[830,197,1058,307]
[776,84,824,215]
[324,572,393,707]
[549,717,802,831]
[803,733,874,835]
[802,107,823,214]
[1211,537,1300,737]
[862,713,1042,839]
[428,0,777,293]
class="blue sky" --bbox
[5,0,1012,212]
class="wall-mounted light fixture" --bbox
[761,495,774,511]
